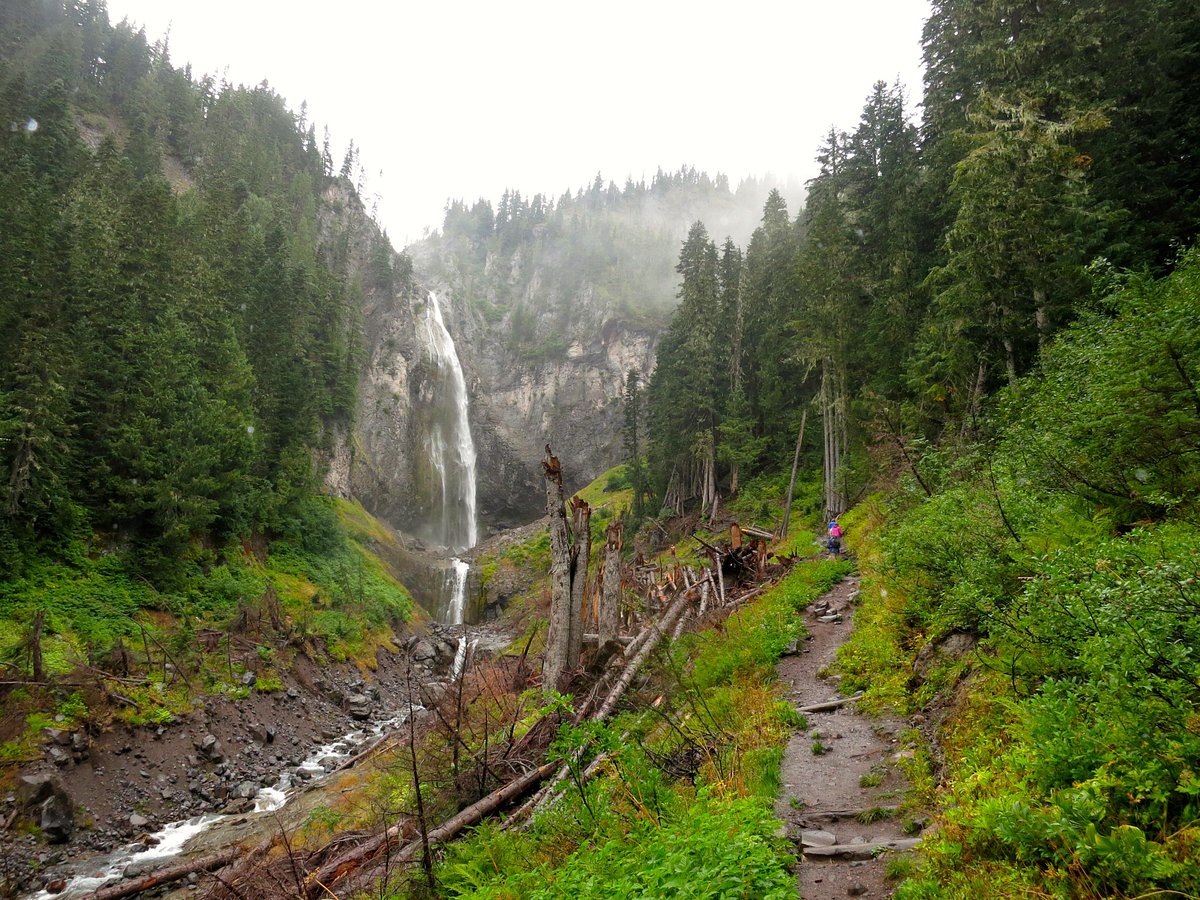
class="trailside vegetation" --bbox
[629,2,1200,897]
[835,255,1200,896]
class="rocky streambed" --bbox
[1,623,509,899]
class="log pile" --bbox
[124,469,783,899]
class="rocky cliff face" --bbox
[443,279,657,529]
[320,183,658,543]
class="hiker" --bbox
[827,519,843,556]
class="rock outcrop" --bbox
[321,184,660,543]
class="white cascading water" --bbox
[27,711,418,899]
[420,291,477,624]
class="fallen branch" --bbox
[795,692,863,714]
[322,761,559,898]
[200,833,278,898]
[520,591,692,824]
[88,847,241,900]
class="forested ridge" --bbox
[428,167,799,365]
[624,1,1200,895]
[0,1,415,708]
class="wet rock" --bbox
[45,878,68,894]
[800,829,837,848]
[235,781,259,800]
[420,682,449,708]
[346,693,373,721]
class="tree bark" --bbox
[598,520,623,648]
[780,409,808,539]
[567,496,591,670]
[542,447,571,693]
[29,609,44,684]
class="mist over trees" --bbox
[425,167,802,362]
[641,0,1200,520]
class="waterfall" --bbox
[446,557,469,625]
[420,291,477,624]
[420,290,477,554]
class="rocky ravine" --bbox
[0,625,476,899]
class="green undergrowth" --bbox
[0,496,413,735]
[841,495,1200,897]
[429,553,851,898]
[831,257,1200,896]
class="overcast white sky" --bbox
[104,0,932,248]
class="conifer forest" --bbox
[1,1,1199,898]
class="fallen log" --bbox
[523,591,692,822]
[88,846,240,900]
[795,692,863,714]
[802,837,921,859]
[324,760,559,898]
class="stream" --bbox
[26,710,418,899]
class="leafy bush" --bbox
[439,794,794,899]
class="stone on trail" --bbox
[800,829,838,847]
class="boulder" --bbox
[196,734,225,763]
[420,681,449,708]
[39,793,74,844]
[346,693,373,721]
[17,774,67,809]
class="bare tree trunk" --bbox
[821,360,846,520]
[598,520,622,648]
[1034,288,1049,353]
[29,609,44,684]
[962,354,989,436]
[526,590,691,821]
[542,447,571,693]
[567,497,590,671]
[405,666,436,895]
[780,409,808,539]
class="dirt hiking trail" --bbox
[775,573,923,899]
